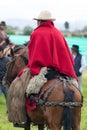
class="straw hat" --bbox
[34,10,56,21]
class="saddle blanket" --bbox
[26,67,48,96]
[25,94,38,111]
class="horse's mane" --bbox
[13,45,26,52]
[20,55,28,65]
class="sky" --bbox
[0,0,87,22]
[0,0,87,28]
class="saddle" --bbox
[25,68,71,111]
[45,67,68,80]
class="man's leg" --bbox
[0,83,3,96]
[1,83,8,98]
[0,82,8,112]
[78,76,82,92]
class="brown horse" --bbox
[4,52,83,130]
[4,47,28,85]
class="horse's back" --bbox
[42,78,82,102]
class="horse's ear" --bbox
[10,48,14,58]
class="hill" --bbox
[5,18,87,31]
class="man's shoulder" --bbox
[2,56,9,62]
[31,24,63,39]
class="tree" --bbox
[5,26,15,34]
[64,21,69,31]
[23,26,33,35]
[82,26,87,32]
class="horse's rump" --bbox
[27,78,82,125]
[8,68,31,123]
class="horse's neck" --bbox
[13,45,28,58]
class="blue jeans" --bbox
[0,82,8,107]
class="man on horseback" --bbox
[26,10,78,95]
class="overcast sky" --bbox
[0,0,87,23]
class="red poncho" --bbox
[28,21,77,79]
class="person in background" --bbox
[71,44,86,92]
[0,46,9,112]
[0,21,10,48]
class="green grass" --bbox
[80,70,87,129]
[0,70,87,130]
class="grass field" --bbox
[0,70,87,130]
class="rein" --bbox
[30,77,83,108]
[5,58,16,84]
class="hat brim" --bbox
[33,18,56,21]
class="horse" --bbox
[4,50,83,130]
[4,45,28,85]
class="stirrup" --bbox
[13,122,28,128]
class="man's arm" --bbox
[79,55,86,73]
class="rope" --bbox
[30,95,83,108]
[39,101,83,107]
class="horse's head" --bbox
[3,49,28,87]
[0,37,10,49]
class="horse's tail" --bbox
[62,90,74,130]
